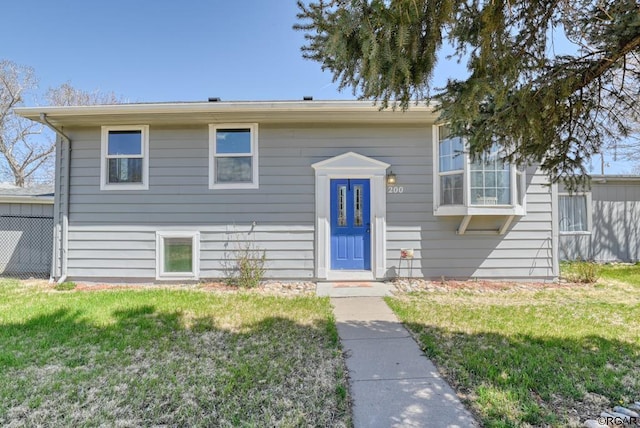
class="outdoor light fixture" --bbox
[386,171,397,185]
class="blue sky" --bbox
[1,0,634,173]
[2,1,356,102]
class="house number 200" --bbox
[387,186,404,193]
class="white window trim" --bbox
[156,231,200,280]
[100,125,149,191]
[208,123,259,189]
[558,192,592,234]
[432,125,526,216]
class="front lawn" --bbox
[0,279,350,427]
[598,262,640,284]
[387,265,640,427]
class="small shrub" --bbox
[563,261,601,283]
[224,232,266,288]
[54,281,76,291]
[235,247,266,288]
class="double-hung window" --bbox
[209,124,259,189]
[100,125,149,190]
[559,194,591,233]
[438,127,464,205]
[470,143,511,205]
[433,125,526,216]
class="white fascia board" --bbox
[591,175,640,183]
[14,100,438,123]
[15,100,437,116]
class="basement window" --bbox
[156,231,200,280]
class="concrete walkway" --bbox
[331,296,478,428]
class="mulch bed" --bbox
[71,281,317,296]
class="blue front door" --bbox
[330,179,371,270]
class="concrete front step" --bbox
[316,281,394,297]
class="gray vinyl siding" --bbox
[559,181,640,262]
[62,123,554,281]
[386,166,553,280]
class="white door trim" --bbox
[312,152,389,280]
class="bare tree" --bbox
[606,76,640,172]
[595,56,640,173]
[0,59,125,186]
[46,82,122,106]
[0,59,47,187]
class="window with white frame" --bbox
[100,125,149,190]
[433,125,526,215]
[156,231,199,280]
[515,168,525,206]
[470,143,511,205]
[209,124,259,189]
[438,126,464,205]
[559,194,590,232]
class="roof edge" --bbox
[0,195,54,204]
[591,175,640,182]
[14,100,437,121]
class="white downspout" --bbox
[551,181,559,280]
[47,135,62,283]
[40,114,71,283]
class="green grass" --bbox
[387,266,640,427]
[0,279,350,427]
[598,262,640,284]
[53,281,76,291]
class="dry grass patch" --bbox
[0,278,350,427]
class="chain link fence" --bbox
[0,215,53,279]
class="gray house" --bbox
[16,101,558,283]
[0,184,54,277]
[559,175,640,262]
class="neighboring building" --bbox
[0,184,54,277]
[559,175,640,262]
[15,101,558,283]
